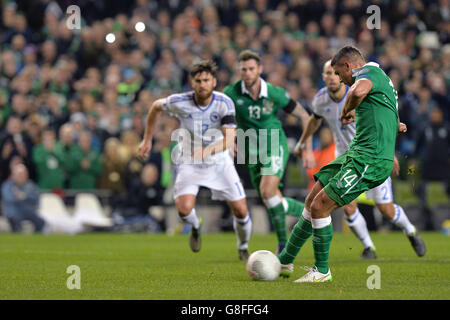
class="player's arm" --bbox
[285,100,316,168]
[138,99,164,160]
[340,78,373,124]
[205,126,236,157]
[284,101,313,148]
[194,116,237,160]
[294,113,323,157]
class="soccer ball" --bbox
[246,250,281,281]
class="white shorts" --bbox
[365,176,394,204]
[173,155,246,202]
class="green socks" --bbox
[264,195,307,249]
[278,214,312,264]
[312,222,333,274]
[267,202,287,245]
[278,211,333,275]
[284,197,305,217]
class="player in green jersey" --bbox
[278,46,408,283]
[224,50,315,254]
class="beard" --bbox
[195,88,213,101]
[244,77,258,88]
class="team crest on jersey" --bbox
[237,99,244,105]
[262,99,274,114]
[210,112,220,122]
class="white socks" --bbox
[311,216,332,229]
[345,209,375,249]
[233,214,252,250]
[391,204,416,236]
[180,208,200,229]
[264,195,283,209]
[302,208,312,222]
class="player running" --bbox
[224,50,315,255]
[293,60,426,260]
[138,60,252,261]
[278,46,417,283]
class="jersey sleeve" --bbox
[218,95,237,128]
[161,94,178,115]
[272,86,291,110]
[162,92,193,117]
[310,93,323,118]
[353,66,377,92]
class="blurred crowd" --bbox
[0,0,449,229]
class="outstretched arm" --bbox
[138,99,164,160]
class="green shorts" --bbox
[245,140,290,195]
[314,151,393,207]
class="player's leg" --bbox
[294,153,386,283]
[175,194,202,252]
[343,200,376,259]
[259,174,289,254]
[370,177,426,256]
[283,196,305,218]
[228,198,252,261]
[376,202,415,233]
[175,194,199,226]
[172,163,202,252]
[278,154,346,277]
[376,202,426,257]
[294,188,337,283]
[210,159,252,260]
[274,141,305,218]
[278,181,322,276]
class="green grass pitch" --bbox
[0,232,449,300]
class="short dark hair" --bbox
[238,50,261,64]
[190,60,218,78]
[331,46,365,66]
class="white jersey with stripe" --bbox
[162,90,236,164]
[310,86,355,156]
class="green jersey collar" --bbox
[241,78,268,98]
[352,62,379,79]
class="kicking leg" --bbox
[294,187,337,283]
[278,181,322,276]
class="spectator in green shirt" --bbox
[32,129,65,190]
[66,131,102,190]
[56,123,77,188]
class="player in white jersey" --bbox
[138,60,252,261]
[294,60,426,259]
